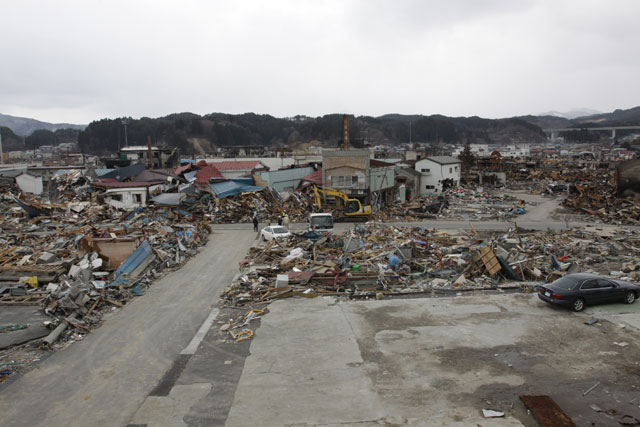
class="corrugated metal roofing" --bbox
[99,163,146,181]
[150,193,185,206]
[91,180,165,189]
[300,170,322,185]
[209,179,264,199]
[207,160,265,171]
[425,156,461,165]
[174,164,194,176]
[135,170,174,182]
[108,240,154,287]
[194,165,224,184]
[95,169,115,177]
[184,171,197,182]
[370,159,395,167]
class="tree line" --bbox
[0,127,80,151]
[2,112,550,154]
[72,112,549,155]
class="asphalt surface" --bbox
[213,218,615,233]
[0,230,256,427]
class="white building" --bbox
[500,145,530,158]
[92,181,167,210]
[15,172,43,195]
[451,144,489,157]
[415,156,461,196]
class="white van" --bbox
[309,213,333,233]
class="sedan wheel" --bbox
[572,298,585,312]
[262,235,266,241]
[624,291,636,305]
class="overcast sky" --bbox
[2,0,639,124]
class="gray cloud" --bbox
[1,0,639,123]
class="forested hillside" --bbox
[0,127,80,151]
[77,112,547,155]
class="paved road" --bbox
[213,217,620,233]
[0,230,255,427]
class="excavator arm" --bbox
[312,186,372,221]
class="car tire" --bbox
[572,298,585,312]
[262,235,266,242]
[624,291,636,305]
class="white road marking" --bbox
[180,307,220,355]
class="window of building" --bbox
[421,168,430,173]
[449,167,453,173]
[425,185,435,189]
[454,166,458,172]
[352,176,358,186]
[133,194,142,203]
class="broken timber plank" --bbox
[479,246,501,276]
[520,395,576,427]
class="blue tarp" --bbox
[108,240,153,287]
[209,180,264,199]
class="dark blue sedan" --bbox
[538,273,639,312]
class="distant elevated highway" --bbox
[543,126,640,140]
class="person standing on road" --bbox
[283,212,290,228]
[253,214,259,232]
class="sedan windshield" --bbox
[272,227,288,234]
[550,277,579,290]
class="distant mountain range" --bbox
[520,106,640,130]
[538,108,602,120]
[2,106,640,154]
[0,113,85,136]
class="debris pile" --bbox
[0,190,211,356]
[374,189,528,222]
[221,223,640,315]
[564,182,640,225]
[209,190,312,223]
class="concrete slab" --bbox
[228,294,640,426]
[0,306,49,349]
[586,302,640,314]
[129,383,211,427]
[585,302,640,331]
[225,297,388,427]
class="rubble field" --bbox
[0,180,212,381]
[217,221,640,343]
[1,158,638,385]
[507,168,640,225]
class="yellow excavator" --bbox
[312,186,372,222]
